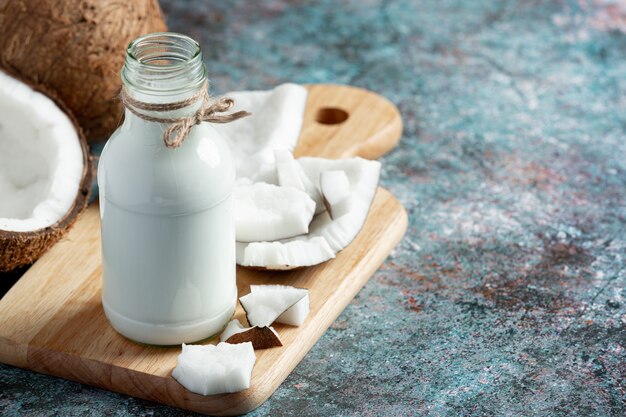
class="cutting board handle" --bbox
[296,84,403,160]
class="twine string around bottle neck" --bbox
[119,81,251,149]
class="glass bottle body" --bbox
[97,33,236,345]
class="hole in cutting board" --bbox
[316,107,349,125]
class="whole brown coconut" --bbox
[0,0,167,142]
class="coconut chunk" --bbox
[251,285,310,326]
[220,319,250,342]
[237,157,380,269]
[236,236,335,270]
[213,84,308,179]
[235,183,315,242]
[275,149,305,190]
[219,319,282,349]
[249,162,279,185]
[320,170,352,219]
[171,342,256,396]
[240,286,309,327]
[274,149,325,214]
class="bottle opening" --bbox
[122,32,207,95]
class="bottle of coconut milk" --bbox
[98,33,236,345]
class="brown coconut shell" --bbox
[225,327,283,350]
[0,68,94,272]
[0,0,167,142]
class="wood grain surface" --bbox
[0,84,407,416]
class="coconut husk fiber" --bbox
[0,0,167,142]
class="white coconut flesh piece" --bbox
[248,161,279,185]
[239,286,309,327]
[234,182,315,242]
[171,342,256,396]
[236,236,335,270]
[300,157,381,252]
[219,319,282,349]
[250,285,310,326]
[213,83,308,180]
[320,170,352,219]
[236,157,380,269]
[0,71,84,232]
[274,149,325,214]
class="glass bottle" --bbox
[98,33,236,345]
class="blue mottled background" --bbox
[1,0,625,416]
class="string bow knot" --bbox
[120,81,250,148]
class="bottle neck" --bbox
[119,32,208,141]
[122,82,207,120]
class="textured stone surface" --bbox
[1,0,626,415]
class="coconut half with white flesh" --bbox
[220,319,282,349]
[0,70,92,272]
[172,342,256,396]
[240,286,309,327]
[236,156,380,270]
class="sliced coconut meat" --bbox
[274,149,305,190]
[274,149,325,214]
[237,157,380,269]
[251,285,310,326]
[240,286,309,327]
[248,161,279,185]
[0,70,84,232]
[300,157,380,253]
[320,170,352,219]
[171,342,256,396]
[235,182,315,242]
[213,83,307,179]
[236,236,335,270]
[219,319,282,349]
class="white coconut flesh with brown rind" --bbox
[239,286,309,327]
[302,157,380,252]
[219,319,282,349]
[236,157,380,269]
[220,319,250,342]
[235,182,315,242]
[320,170,352,219]
[251,285,310,326]
[171,342,256,396]
[0,71,84,232]
[274,149,325,214]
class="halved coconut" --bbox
[171,342,256,396]
[0,0,167,141]
[236,157,380,270]
[320,170,352,219]
[220,319,282,349]
[250,285,310,326]
[274,149,325,214]
[239,286,309,327]
[0,69,92,272]
[235,182,315,242]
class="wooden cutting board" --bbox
[0,84,407,416]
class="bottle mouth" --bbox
[122,32,207,95]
